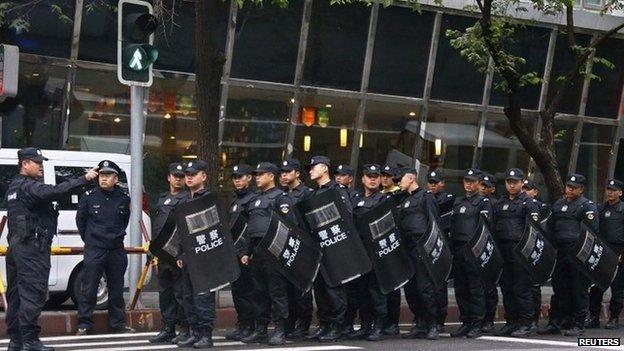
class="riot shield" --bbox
[149,211,180,265]
[298,189,372,287]
[258,214,323,293]
[513,220,557,285]
[354,200,414,294]
[465,219,503,285]
[416,216,453,289]
[570,224,619,290]
[176,192,240,293]
[229,212,249,255]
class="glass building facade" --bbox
[1,0,623,206]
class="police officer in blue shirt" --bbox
[492,169,540,337]
[149,163,188,344]
[76,160,133,336]
[450,168,493,339]
[540,174,598,337]
[6,148,98,351]
[587,179,624,330]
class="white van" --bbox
[0,149,151,309]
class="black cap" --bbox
[381,165,396,176]
[522,179,537,190]
[606,178,624,191]
[398,166,418,179]
[306,156,331,171]
[480,172,496,188]
[169,162,185,176]
[185,160,207,174]
[565,173,586,188]
[335,164,354,176]
[98,160,121,174]
[505,168,524,181]
[464,168,480,181]
[428,169,444,183]
[232,164,252,177]
[18,147,48,162]
[362,164,381,176]
[253,162,279,175]
[280,159,301,172]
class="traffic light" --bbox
[117,0,159,87]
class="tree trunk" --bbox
[195,0,226,191]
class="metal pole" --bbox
[128,85,144,307]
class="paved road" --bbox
[2,324,622,351]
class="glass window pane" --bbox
[359,101,420,170]
[231,0,303,83]
[547,33,591,115]
[0,1,73,58]
[292,93,359,166]
[0,165,19,209]
[576,123,614,202]
[490,26,551,109]
[368,6,435,97]
[302,0,370,91]
[553,119,578,176]
[585,37,624,119]
[78,0,116,63]
[430,15,486,104]
[0,60,68,148]
[419,103,480,194]
[616,138,624,182]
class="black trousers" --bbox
[484,283,499,322]
[286,283,313,332]
[6,239,50,342]
[588,244,624,319]
[180,266,215,334]
[499,241,534,322]
[452,241,485,323]
[313,274,347,327]
[232,263,255,327]
[157,262,185,327]
[532,285,542,321]
[385,290,401,327]
[550,243,591,328]
[250,254,289,326]
[344,276,371,328]
[404,248,439,325]
[365,272,388,326]
[435,281,449,325]
[77,247,127,330]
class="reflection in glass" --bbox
[586,37,624,119]
[576,124,614,202]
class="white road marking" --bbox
[479,336,624,350]
[222,347,363,351]
[0,333,225,344]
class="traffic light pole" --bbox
[128,84,144,308]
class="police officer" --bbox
[492,169,540,337]
[149,163,188,344]
[396,167,440,340]
[479,172,499,333]
[334,164,357,200]
[426,169,454,331]
[175,160,216,348]
[279,158,314,339]
[76,160,133,336]
[450,168,493,338]
[306,156,351,342]
[380,165,400,194]
[586,179,624,330]
[6,148,97,351]
[240,162,296,346]
[225,164,257,341]
[539,174,598,337]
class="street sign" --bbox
[117,0,158,87]
[0,44,19,100]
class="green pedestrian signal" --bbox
[117,0,159,87]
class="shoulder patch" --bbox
[483,197,489,202]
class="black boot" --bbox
[149,324,176,343]
[171,327,190,344]
[241,324,268,343]
[426,324,440,340]
[537,320,561,335]
[193,330,214,349]
[511,322,533,337]
[585,315,600,329]
[605,318,620,330]
[451,323,472,337]
[382,323,400,336]
[348,324,371,340]
[269,324,287,346]
[225,324,246,341]
[467,324,482,338]
[306,324,330,340]
[563,325,584,336]
[339,324,354,338]
[494,321,516,336]
[480,320,495,333]
[318,324,342,342]
[177,329,201,348]
[288,322,310,340]
[7,339,22,351]
[367,322,384,342]
[19,340,54,351]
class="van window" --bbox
[55,166,129,210]
[0,165,19,209]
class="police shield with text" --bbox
[5,148,98,351]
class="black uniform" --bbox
[397,186,440,334]
[547,175,598,333]
[5,148,89,346]
[432,189,455,327]
[228,185,257,332]
[588,193,624,324]
[493,188,540,332]
[152,189,188,332]
[76,184,131,331]
[450,172,493,332]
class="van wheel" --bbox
[69,266,109,310]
